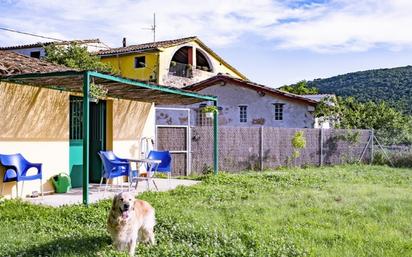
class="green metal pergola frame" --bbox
[81,71,218,205]
[2,70,219,205]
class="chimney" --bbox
[122,37,127,47]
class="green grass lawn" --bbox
[0,165,411,257]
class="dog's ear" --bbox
[111,194,118,211]
[130,194,136,210]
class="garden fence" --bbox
[156,127,372,175]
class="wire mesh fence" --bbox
[374,145,412,168]
[158,126,372,175]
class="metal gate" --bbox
[155,107,191,176]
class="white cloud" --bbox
[1,0,412,52]
[268,0,412,52]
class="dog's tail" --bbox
[144,207,156,230]
[141,207,156,245]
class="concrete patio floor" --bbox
[25,178,200,207]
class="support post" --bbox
[213,100,219,175]
[187,108,192,176]
[320,129,324,166]
[370,129,374,164]
[374,135,394,167]
[82,71,90,206]
[359,132,372,164]
[260,126,264,171]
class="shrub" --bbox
[289,131,306,164]
[373,149,412,168]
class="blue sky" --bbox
[1,0,412,86]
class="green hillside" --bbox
[307,66,412,114]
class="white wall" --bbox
[157,83,317,128]
[8,47,46,58]
[200,84,316,128]
[7,42,108,58]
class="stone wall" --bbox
[157,82,318,128]
[161,68,216,88]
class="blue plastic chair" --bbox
[146,150,172,176]
[98,151,131,192]
[146,150,172,190]
[0,153,43,198]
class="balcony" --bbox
[165,62,214,88]
[169,62,193,78]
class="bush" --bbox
[373,149,412,168]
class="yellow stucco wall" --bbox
[111,99,155,160]
[100,40,245,86]
[101,52,159,82]
[0,82,70,197]
[0,82,156,198]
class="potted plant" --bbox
[201,105,218,118]
[89,82,108,103]
[186,64,193,78]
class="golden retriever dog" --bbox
[107,192,156,256]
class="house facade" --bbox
[0,51,155,198]
[97,37,247,88]
[156,75,330,129]
[0,39,108,59]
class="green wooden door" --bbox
[69,96,83,188]
[89,100,106,183]
[69,96,106,187]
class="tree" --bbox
[44,43,114,73]
[279,80,319,95]
[315,96,412,145]
[307,65,412,115]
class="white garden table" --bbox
[128,158,161,190]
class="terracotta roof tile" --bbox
[96,36,248,80]
[301,94,336,102]
[96,36,197,56]
[184,75,319,105]
[0,50,76,76]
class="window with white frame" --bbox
[273,103,284,120]
[239,105,247,123]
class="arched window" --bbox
[196,50,212,72]
[169,46,192,78]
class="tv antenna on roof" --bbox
[142,13,156,42]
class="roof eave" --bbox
[97,48,161,57]
[0,39,101,51]
[185,76,318,105]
